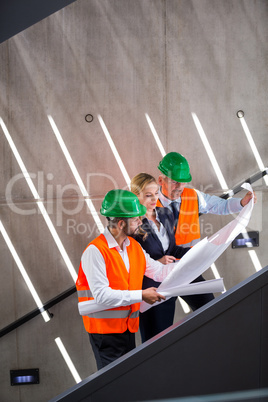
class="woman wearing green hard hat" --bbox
[157,151,256,311]
[76,189,176,370]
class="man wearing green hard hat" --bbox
[76,189,176,370]
[157,151,255,311]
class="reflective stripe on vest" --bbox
[76,234,146,334]
[86,309,139,319]
[77,289,93,298]
[180,238,200,248]
[157,188,200,246]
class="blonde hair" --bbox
[130,173,157,241]
[130,173,157,196]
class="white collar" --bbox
[159,188,182,206]
[103,227,130,249]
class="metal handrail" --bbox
[220,168,268,199]
[0,286,76,338]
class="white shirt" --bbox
[158,188,243,215]
[81,227,175,308]
[145,210,170,252]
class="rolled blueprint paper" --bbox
[159,278,224,298]
[78,278,224,315]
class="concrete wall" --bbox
[0,1,267,401]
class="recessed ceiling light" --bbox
[236,110,244,118]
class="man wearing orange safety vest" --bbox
[157,152,255,311]
[76,189,176,370]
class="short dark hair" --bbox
[106,217,128,228]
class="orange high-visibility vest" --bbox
[157,188,200,247]
[76,234,146,334]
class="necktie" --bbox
[170,201,179,228]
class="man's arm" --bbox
[197,190,242,215]
[197,189,256,215]
[142,288,166,304]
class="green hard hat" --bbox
[158,152,192,182]
[100,189,147,218]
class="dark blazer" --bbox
[133,207,190,288]
[134,207,189,259]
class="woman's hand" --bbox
[158,255,176,264]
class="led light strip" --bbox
[97,115,131,188]
[47,115,104,233]
[0,220,50,322]
[239,230,262,271]
[0,117,77,283]
[145,113,166,157]
[177,297,190,313]
[247,250,262,271]
[191,112,262,273]
[238,117,264,271]
[210,263,226,291]
[192,113,228,191]
[55,337,82,383]
[239,117,268,186]
[183,113,225,286]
